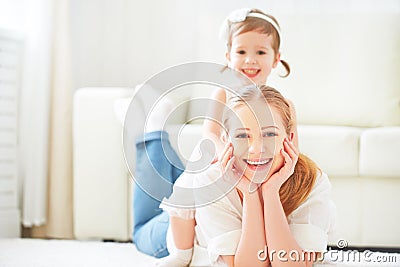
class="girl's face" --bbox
[227,99,288,184]
[226,31,280,85]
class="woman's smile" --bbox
[243,157,272,171]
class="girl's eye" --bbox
[263,132,277,137]
[237,50,246,55]
[236,133,250,138]
[257,50,266,55]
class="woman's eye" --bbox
[236,133,249,138]
[263,132,277,137]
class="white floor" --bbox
[0,238,399,267]
[0,238,156,267]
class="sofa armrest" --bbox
[73,87,133,241]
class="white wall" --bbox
[70,0,221,88]
[69,0,400,85]
[69,0,285,88]
[0,0,26,32]
[69,0,400,127]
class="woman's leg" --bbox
[133,130,184,258]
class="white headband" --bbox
[219,8,282,47]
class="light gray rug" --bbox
[0,238,398,267]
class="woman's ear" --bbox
[289,132,294,141]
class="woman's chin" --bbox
[248,172,269,184]
[246,167,276,184]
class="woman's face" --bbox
[226,31,280,85]
[227,99,288,184]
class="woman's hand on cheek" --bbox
[216,143,251,195]
[214,142,236,181]
[262,138,299,194]
[223,160,254,197]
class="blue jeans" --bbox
[133,131,184,258]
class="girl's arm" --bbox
[262,139,313,267]
[170,216,195,249]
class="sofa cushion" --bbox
[360,177,400,246]
[186,84,217,124]
[166,124,204,164]
[298,125,361,177]
[359,127,400,177]
[329,177,362,246]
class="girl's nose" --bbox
[245,56,256,64]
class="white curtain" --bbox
[45,0,73,238]
[19,0,53,227]
[14,0,74,238]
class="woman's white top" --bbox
[165,163,336,266]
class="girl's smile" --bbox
[241,68,261,79]
[226,31,280,85]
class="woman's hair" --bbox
[226,8,290,77]
[224,85,318,216]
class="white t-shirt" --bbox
[164,164,336,266]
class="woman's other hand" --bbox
[262,138,299,194]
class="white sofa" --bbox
[72,12,400,248]
[73,87,400,248]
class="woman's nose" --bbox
[248,137,266,154]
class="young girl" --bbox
[203,7,296,152]
[193,85,336,266]
[132,8,297,266]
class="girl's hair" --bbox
[226,8,290,78]
[224,85,318,216]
